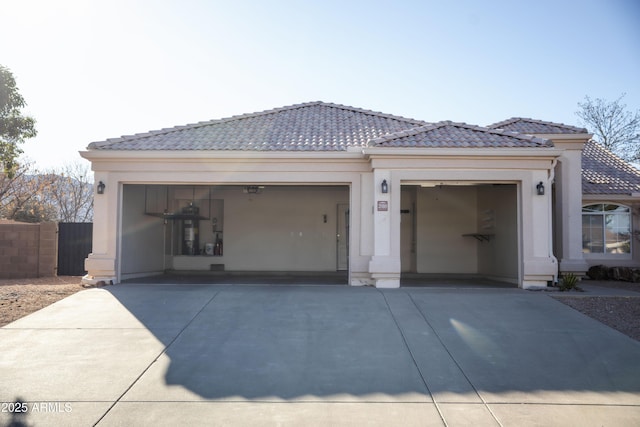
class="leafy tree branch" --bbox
[0,65,37,176]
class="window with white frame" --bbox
[582,203,631,254]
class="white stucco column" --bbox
[521,171,558,289]
[351,173,375,286]
[368,170,401,288]
[556,146,589,275]
[83,173,118,285]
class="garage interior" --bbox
[118,182,519,287]
[120,184,350,284]
[400,183,519,287]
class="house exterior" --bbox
[580,140,640,268]
[81,101,632,289]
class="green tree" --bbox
[0,65,37,176]
[576,94,640,162]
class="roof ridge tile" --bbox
[371,120,552,148]
[488,117,588,133]
[316,101,427,125]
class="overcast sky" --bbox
[2,0,639,169]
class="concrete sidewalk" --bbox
[1,284,639,426]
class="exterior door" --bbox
[337,203,349,270]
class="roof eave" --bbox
[361,146,560,158]
[582,193,640,201]
[79,149,366,162]
[529,133,593,141]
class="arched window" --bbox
[582,203,631,254]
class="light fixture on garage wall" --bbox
[97,181,106,195]
[381,179,389,194]
[536,181,545,196]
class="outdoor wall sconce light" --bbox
[97,181,106,195]
[536,181,545,196]
[381,179,389,194]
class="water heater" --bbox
[181,203,199,255]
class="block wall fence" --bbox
[0,222,57,279]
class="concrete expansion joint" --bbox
[376,289,448,425]
[93,290,223,425]
[402,291,504,427]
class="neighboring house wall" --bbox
[0,222,57,279]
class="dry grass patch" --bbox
[0,276,86,327]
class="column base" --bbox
[369,256,401,288]
[83,255,117,285]
[522,278,553,290]
[349,272,375,287]
[372,274,400,288]
[82,274,116,286]
[559,258,589,277]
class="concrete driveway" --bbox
[1,284,639,426]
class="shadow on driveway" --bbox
[105,284,640,403]
[2,283,640,426]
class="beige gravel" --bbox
[553,280,640,342]
[555,296,640,342]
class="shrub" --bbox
[559,273,582,292]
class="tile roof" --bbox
[89,103,558,152]
[371,121,553,148]
[88,101,427,152]
[582,140,640,195]
[488,117,588,134]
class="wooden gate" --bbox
[57,223,93,276]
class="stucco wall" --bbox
[0,221,57,279]
[400,187,416,272]
[83,148,563,288]
[416,186,478,273]
[121,185,166,276]
[223,186,348,271]
[477,185,518,281]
